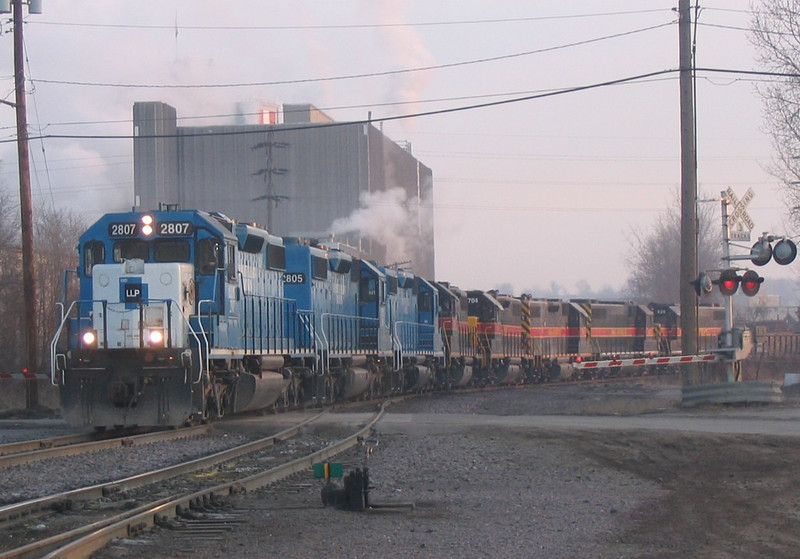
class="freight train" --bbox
[50,209,725,429]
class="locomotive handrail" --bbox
[320,313,382,376]
[391,329,403,371]
[50,299,80,385]
[195,299,215,383]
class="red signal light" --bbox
[715,269,740,296]
[740,270,764,297]
[722,278,737,291]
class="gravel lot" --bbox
[91,377,800,559]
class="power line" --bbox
[26,75,680,131]
[1,68,681,144]
[30,9,670,31]
[0,66,786,146]
[30,22,675,89]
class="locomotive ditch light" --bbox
[81,329,98,348]
[740,270,764,297]
[690,272,712,297]
[773,238,797,266]
[141,214,154,236]
[749,240,772,267]
[714,268,739,296]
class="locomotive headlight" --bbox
[81,329,98,348]
[147,328,165,347]
[141,214,154,236]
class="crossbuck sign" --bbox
[726,187,754,242]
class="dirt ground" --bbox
[561,428,800,557]
[93,376,800,558]
[529,378,800,557]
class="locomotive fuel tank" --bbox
[551,361,576,381]
[340,367,373,400]
[232,370,290,413]
[405,364,433,391]
[496,363,523,385]
[232,357,290,413]
[449,364,473,387]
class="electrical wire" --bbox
[31,22,676,89]
[0,68,680,143]
[30,9,671,31]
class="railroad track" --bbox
[0,425,211,469]
[0,403,386,559]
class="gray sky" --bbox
[0,1,793,295]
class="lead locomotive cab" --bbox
[52,211,224,428]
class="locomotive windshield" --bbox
[113,240,148,262]
[154,240,191,262]
[83,241,105,277]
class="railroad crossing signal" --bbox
[727,187,755,241]
[709,268,763,297]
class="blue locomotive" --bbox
[50,209,441,428]
[50,208,725,429]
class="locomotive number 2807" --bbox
[108,222,138,237]
[158,222,193,236]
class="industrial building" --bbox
[132,101,435,278]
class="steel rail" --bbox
[0,425,211,469]
[0,411,324,551]
[41,403,386,559]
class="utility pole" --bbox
[678,0,699,384]
[7,0,40,407]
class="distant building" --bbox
[133,102,435,278]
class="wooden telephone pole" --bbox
[7,0,40,406]
[678,0,700,383]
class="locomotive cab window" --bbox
[196,238,220,275]
[113,240,148,263]
[312,256,328,280]
[154,240,190,262]
[268,243,286,271]
[83,241,105,277]
[226,243,237,282]
[360,277,378,302]
[418,291,433,312]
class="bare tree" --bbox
[0,188,24,371]
[34,207,85,366]
[751,1,800,212]
[626,191,721,304]
[0,190,84,372]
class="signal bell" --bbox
[691,272,712,297]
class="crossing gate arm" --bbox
[573,353,720,370]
